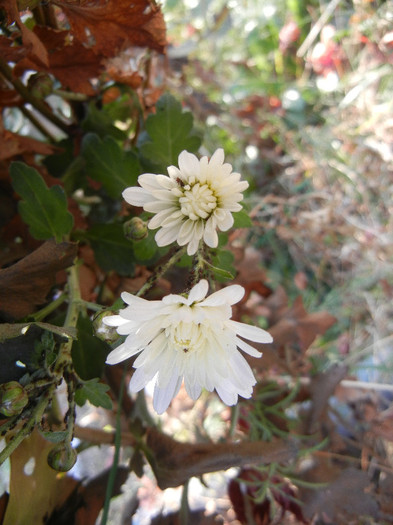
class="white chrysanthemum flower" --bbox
[122,149,249,256]
[104,280,272,414]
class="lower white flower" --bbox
[122,149,249,255]
[104,280,273,414]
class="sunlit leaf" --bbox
[10,162,73,242]
[139,93,202,171]
[81,133,140,199]
[75,378,112,410]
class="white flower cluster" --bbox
[105,149,273,413]
[105,280,272,414]
[123,149,248,255]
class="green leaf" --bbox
[75,378,113,409]
[10,162,73,242]
[139,93,202,171]
[232,209,252,228]
[71,315,111,380]
[132,229,159,262]
[76,223,135,275]
[81,133,140,199]
[82,102,127,140]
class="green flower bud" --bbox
[123,217,148,241]
[47,442,77,472]
[93,310,120,343]
[0,381,28,417]
[28,72,54,99]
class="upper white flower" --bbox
[104,279,273,414]
[122,149,249,255]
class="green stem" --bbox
[32,292,67,322]
[179,480,190,525]
[19,105,58,142]
[55,264,83,372]
[100,364,127,525]
[0,57,70,134]
[136,246,186,297]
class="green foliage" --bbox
[75,378,112,409]
[81,133,140,199]
[10,162,74,242]
[76,223,135,275]
[139,93,202,171]
[233,209,252,228]
[71,315,111,380]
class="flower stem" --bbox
[100,364,127,525]
[136,246,187,297]
[179,480,190,525]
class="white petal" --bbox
[106,342,141,365]
[215,210,234,231]
[185,380,202,400]
[122,187,151,206]
[208,148,225,167]
[200,284,244,307]
[155,225,181,246]
[138,173,164,192]
[178,150,200,178]
[129,367,156,392]
[186,237,200,255]
[235,336,263,358]
[227,320,273,343]
[153,374,182,414]
[187,279,209,304]
[203,217,218,247]
[103,315,129,327]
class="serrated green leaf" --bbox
[140,93,202,171]
[10,162,73,242]
[76,223,135,275]
[71,315,111,380]
[75,378,112,409]
[81,133,140,199]
[232,209,252,228]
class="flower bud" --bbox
[123,217,148,241]
[28,72,54,99]
[93,310,120,343]
[47,442,77,472]
[0,381,28,417]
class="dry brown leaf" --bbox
[0,0,49,65]
[3,429,76,525]
[307,363,348,434]
[54,0,166,57]
[0,240,78,320]
[0,129,60,161]
[302,468,379,523]
[14,27,103,96]
[146,427,296,489]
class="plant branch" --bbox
[0,57,70,134]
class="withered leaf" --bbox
[0,239,78,320]
[307,363,348,434]
[54,0,167,57]
[1,0,49,65]
[302,468,379,522]
[0,129,60,161]
[14,27,103,96]
[3,429,76,525]
[146,427,296,489]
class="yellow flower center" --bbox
[179,183,217,221]
[166,321,204,354]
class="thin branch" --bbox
[0,57,70,135]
